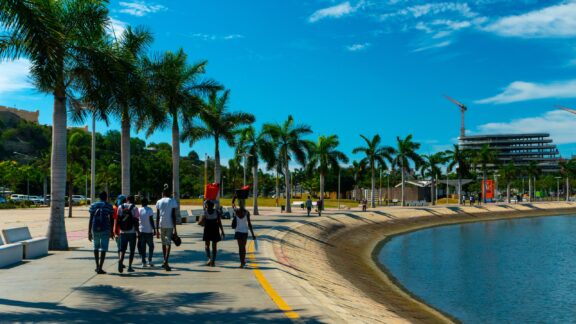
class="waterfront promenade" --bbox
[1,202,575,323]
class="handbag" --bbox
[197,214,205,226]
[231,215,237,229]
[172,233,182,247]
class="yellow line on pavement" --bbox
[248,241,300,320]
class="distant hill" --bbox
[0,112,51,160]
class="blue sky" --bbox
[3,0,576,163]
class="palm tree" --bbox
[142,49,219,209]
[446,144,470,200]
[391,135,424,207]
[499,163,517,203]
[420,152,447,205]
[0,0,109,250]
[523,161,541,202]
[263,115,312,213]
[352,135,394,208]
[351,160,366,201]
[236,126,275,215]
[471,144,498,203]
[182,89,255,187]
[307,135,349,210]
[561,159,576,201]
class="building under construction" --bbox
[458,133,560,172]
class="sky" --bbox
[2,0,576,164]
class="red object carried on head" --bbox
[204,183,219,200]
[241,185,250,191]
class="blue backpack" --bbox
[93,205,110,232]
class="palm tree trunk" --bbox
[370,166,375,208]
[507,183,511,203]
[214,137,221,185]
[253,163,259,215]
[171,115,180,212]
[431,178,435,205]
[47,91,69,250]
[482,170,487,203]
[121,115,131,195]
[68,179,73,218]
[567,177,570,202]
[401,160,405,207]
[320,171,325,210]
[528,176,532,203]
[285,155,291,213]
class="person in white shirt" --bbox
[155,188,178,271]
[232,196,256,268]
[138,198,156,267]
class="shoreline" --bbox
[276,203,576,323]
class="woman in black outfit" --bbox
[203,200,225,267]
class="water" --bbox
[378,215,576,323]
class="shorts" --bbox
[161,228,173,246]
[92,231,110,252]
[234,232,248,240]
[119,232,137,253]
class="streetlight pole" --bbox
[379,169,382,206]
[90,110,96,203]
[556,176,561,201]
[238,152,252,186]
[338,167,341,210]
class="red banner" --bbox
[482,180,494,199]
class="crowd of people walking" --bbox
[88,187,255,274]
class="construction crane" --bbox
[445,95,467,138]
[557,105,576,115]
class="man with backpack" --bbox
[156,187,178,271]
[305,196,313,216]
[114,195,140,273]
[88,191,114,274]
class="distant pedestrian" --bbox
[138,198,155,267]
[156,187,178,271]
[461,194,466,205]
[88,191,114,274]
[114,195,140,273]
[469,195,474,206]
[203,200,225,267]
[478,192,483,205]
[317,199,323,216]
[305,196,312,216]
[233,197,256,268]
[362,198,367,212]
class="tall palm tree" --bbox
[523,161,540,202]
[352,135,393,208]
[499,162,517,203]
[471,144,498,203]
[420,152,447,205]
[0,0,109,250]
[236,126,275,215]
[182,89,255,187]
[307,135,349,210]
[142,49,219,209]
[263,115,312,213]
[391,135,424,207]
[446,144,470,200]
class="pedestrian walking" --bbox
[232,197,256,268]
[113,195,126,264]
[88,191,114,274]
[305,196,312,216]
[138,198,156,267]
[203,200,225,267]
[156,187,178,271]
[114,195,140,273]
[317,199,323,216]
[469,195,474,206]
[362,198,367,212]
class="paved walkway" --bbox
[0,207,329,323]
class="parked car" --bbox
[30,196,44,205]
[10,194,28,202]
[71,195,88,205]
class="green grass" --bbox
[180,197,360,208]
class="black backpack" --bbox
[92,206,110,232]
[119,204,135,231]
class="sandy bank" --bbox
[275,202,576,323]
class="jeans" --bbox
[119,232,137,253]
[138,233,154,262]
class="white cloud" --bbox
[309,1,365,23]
[189,33,245,41]
[477,79,576,104]
[381,2,478,20]
[413,40,451,52]
[119,1,166,17]
[0,59,32,92]
[346,42,371,51]
[107,17,127,37]
[476,110,576,144]
[484,2,576,38]
[223,34,244,40]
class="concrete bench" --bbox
[2,227,48,259]
[0,235,23,268]
[180,210,189,224]
[191,209,204,222]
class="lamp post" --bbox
[494,173,499,202]
[90,109,96,204]
[338,167,341,210]
[379,168,382,206]
[238,152,252,186]
[384,170,390,206]
[556,176,562,201]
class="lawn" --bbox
[180,197,360,208]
